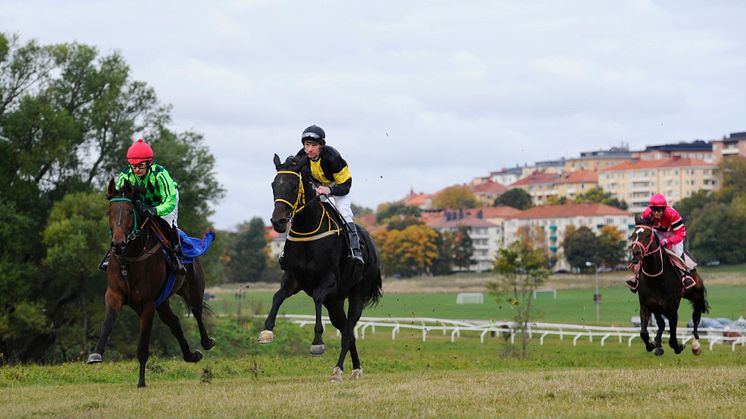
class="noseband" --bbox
[630,225,663,277]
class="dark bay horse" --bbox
[629,215,709,356]
[87,179,215,387]
[260,154,382,382]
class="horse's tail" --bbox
[364,270,383,308]
[202,300,215,317]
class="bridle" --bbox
[110,197,141,244]
[630,225,664,277]
[273,169,339,240]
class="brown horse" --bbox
[86,179,215,387]
[629,215,709,356]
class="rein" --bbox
[274,170,341,242]
[630,225,664,277]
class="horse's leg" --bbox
[666,309,685,354]
[181,260,215,350]
[332,295,363,382]
[653,312,665,356]
[136,303,156,388]
[689,287,707,356]
[640,305,655,352]
[87,289,124,364]
[324,299,352,381]
[156,300,203,363]
[259,272,300,343]
[310,274,336,355]
[346,294,365,380]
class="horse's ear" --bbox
[123,179,133,196]
[640,216,654,226]
[107,178,117,198]
[273,154,282,170]
[634,214,642,225]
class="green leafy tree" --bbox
[494,188,533,210]
[562,225,600,271]
[487,239,550,356]
[375,202,421,224]
[574,187,628,209]
[688,198,746,264]
[597,225,626,268]
[226,218,269,282]
[431,231,454,276]
[452,225,475,271]
[431,185,478,210]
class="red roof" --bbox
[470,180,508,194]
[507,203,631,219]
[480,206,522,218]
[400,191,430,207]
[509,170,597,187]
[603,158,715,171]
[510,171,556,187]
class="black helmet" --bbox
[301,125,326,146]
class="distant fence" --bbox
[273,314,746,352]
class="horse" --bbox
[86,178,215,387]
[629,214,710,356]
[259,153,382,382]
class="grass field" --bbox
[4,331,746,417]
[3,267,746,417]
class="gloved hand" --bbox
[141,205,157,218]
[660,239,669,247]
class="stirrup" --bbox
[625,276,639,292]
[349,252,364,266]
[682,274,696,290]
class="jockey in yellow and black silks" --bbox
[291,125,364,266]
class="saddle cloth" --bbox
[664,248,698,271]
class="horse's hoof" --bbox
[654,347,664,356]
[258,330,274,344]
[310,344,326,356]
[330,366,343,383]
[350,368,363,380]
[86,353,102,364]
[137,382,146,388]
[187,350,203,363]
[692,340,702,356]
[674,344,686,355]
[202,337,216,350]
[645,345,655,352]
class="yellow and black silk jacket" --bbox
[295,145,352,196]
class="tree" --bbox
[430,231,454,276]
[562,226,600,271]
[494,188,533,210]
[431,185,478,210]
[597,225,626,268]
[574,187,627,209]
[487,239,550,356]
[226,218,269,282]
[374,224,438,277]
[375,202,421,224]
[351,203,373,216]
[452,225,475,271]
[688,199,746,264]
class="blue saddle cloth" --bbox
[155,229,215,307]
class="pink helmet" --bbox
[126,138,154,164]
[648,193,667,207]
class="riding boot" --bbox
[98,248,111,272]
[625,275,639,293]
[347,225,364,265]
[169,226,187,275]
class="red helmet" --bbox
[126,138,154,164]
[648,193,667,207]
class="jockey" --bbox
[291,124,364,265]
[99,138,186,274]
[627,193,696,292]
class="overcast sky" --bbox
[3,1,745,230]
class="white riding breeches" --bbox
[655,230,684,257]
[328,193,354,223]
[161,190,179,228]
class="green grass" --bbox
[4,330,746,417]
[213,284,746,326]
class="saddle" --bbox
[664,248,697,272]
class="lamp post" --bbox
[586,261,600,323]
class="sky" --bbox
[2,1,746,230]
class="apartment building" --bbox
[508,170,599,205]
[502,203,634,271]
[469,180,508,206]
[424,209,503,272]
[712,132,746,160]
[564,146,632,172]
[599,157,718,213]
[489,166,523,186]
[632,140,714,163]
